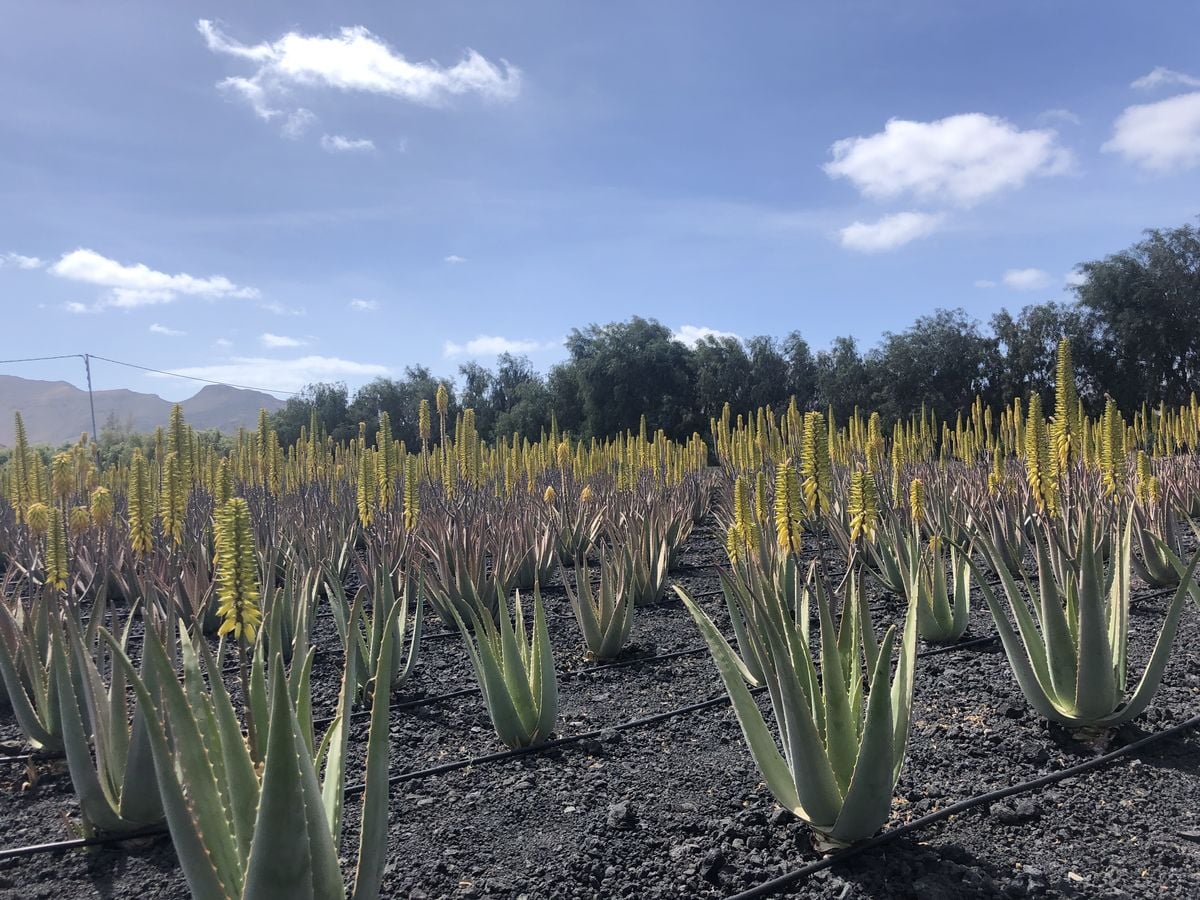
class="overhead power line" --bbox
[87,354,301,396]
[0,352,302,445]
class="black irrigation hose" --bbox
[726,711,1200,900]
[0,825,167,863]
[0,619,1190,861]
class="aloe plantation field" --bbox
[1,342,1200,899]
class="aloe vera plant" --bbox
[971,511,1200,729]
[53,608,164,834]
[678,568,918,847]
[106,604,400,900]
[328,559,423,700]
[453,583,558,748]
[908,537,972,644]
[563,556,634,661]
[0,585,65,751]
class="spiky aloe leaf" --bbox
[350,595,400,900]
[241,657,344,900]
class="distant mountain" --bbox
[0,375,285,447]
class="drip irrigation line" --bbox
[725,710,1200,900]
[0,825,167,863]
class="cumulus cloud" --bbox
[824,113,1072,207]
[261,332,308,349]
[1065,270,1088,288]
[1003,268,1053,291]
[148,355,389,395]
[1,252,44,269]
[149,323,185,336]
[838,211,944,253]
[320,133,375,153]
[282,108,317,139]
[197,19,520,133]
[65,301,90,314]
[442,335,549,357]
[1103,92,1200,172]
[444,254,467,264]
[672,325,742,347]
[348,299,379,311]
[48,248,258,309]
[1131,67,1200,91]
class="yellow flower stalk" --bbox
[909,477,925,524]
[159,451,185,545]
[800,411,831,517]
[1100,397,1126,497]
[51,452,74,503]
[1024,393,1058,514]
[543,484,557,504]
[214,497,262,643]
[128,450,154,556]
[773,462,802,557]
[403,454,420,530]
[26,501,50,536]
[848,468,878,543]
[580,484,594,503]
[357,449,375,527]
[69,505,90,535]
[90,486,113,528]
[45,506,69,591]
[1051,338,1080,472]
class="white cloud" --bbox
[1003,268,1053,291]
[64,301,90,314]
[974,279,997,289]
[672,325,742,347]
[1,252,44,269]
[443,335,546,357]
[197,19,520,133]
[824,113,1072,207]
[282,108,317,139]
[1037,108,1081,126]
[1103,92,1200,172]
[214,338,234,350]
[1131,67,1200,91]
[320,133,375,153]
[148,355,389,395]
[261,300,306,316]
[261,332,308,349]
[348,299,379,311]
[149,323,185,336]
[1065,270,1088,288]
[444,254,467,264]
[48,248,258,309]
[838,211,944,253]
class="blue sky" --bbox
[2,1,1199,401]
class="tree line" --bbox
[273,220,1200,448]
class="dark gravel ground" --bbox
[0,519,1198,899]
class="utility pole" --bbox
[82,353,99,446]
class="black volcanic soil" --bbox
[0,519,1198,899]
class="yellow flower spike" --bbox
[25,501,50,536]
[580,484,594,503]
[45,506,69,591]
[214,498,261,643]
[90,486,113,528]
[128,450,154,556]
[543,484,557,504]
[774,462,802,557]
[69,505,90,535]
[909,478,925,524]
[403,454,420,530]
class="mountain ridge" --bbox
[0,375,285,446]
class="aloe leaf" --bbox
[104,628,241,900]
[830,626,898,844]
[242,658,344,900]
[350,597,400,900]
